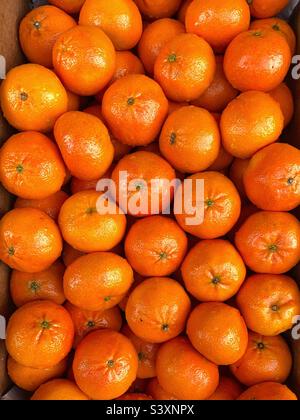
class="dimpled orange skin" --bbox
[73,329,138,400]
[0,132,66,200]
[53,25,116,96]
[238,382,297,401]
[192,56,238,113]
[122,324,160,379]
[159,105,220,174]
[65,302,122,348]
[221,91,284,159]
[235,211,300,274]
[230,331,292,387]
[154,33,216,102]
[248,0,289,19]
[48,0,85,14]
[83,105,133,161]
[64,252,133,312]
[0,208,63,273]
[224,29,291,92]
[15,191,68,221]
[208,376,243,400]
[181,239,246,302]
[250,18,296,55]
[146,378,177,400]
[112,51,145,82]
[134,0,182,19]
[111,152,176,217]
[54,111,114,181]
[79,0,143,51]
[237,274,300,337]
[0,64,68,132]
[269,83,294,127]
[125,216,188,277]
[19,5,76,68]
[10,261,65,308]
[58,190,127,253]
[31,379,89,400]
[6,300,74,369]
[126,277,191,344]
[243,143,300,212]
[102,74,168,146]
[187,302,248,366]
[7,356,68,392]
[137,18,185,75]
[175,171,241,239]
[185,0,250,53]
[156,336,219,400]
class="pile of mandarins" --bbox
[1,0,300,401]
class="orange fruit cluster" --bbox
[1,0,299,401]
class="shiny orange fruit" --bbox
[111,151,176,217]
[6,300,74,369]
[54,111,114,181]
[181,239,246,302]
[53,25,116,96]
[221,91,284,159]
[122,324,160,379]
[0,64,68,132]
[0,208,63,273]
[224,28,291,92]
[192,56,238,113]
[138,18,185,74]
[154,33,216,102]
[64,252,133,311]
[235,211,300,274]
[65,301,122,347]
[126,277,191,343]
[0,131,66,199]
[7,356,67,392]
[175,171,241,239]
[15,191,68,221]
[247,0,289,19]
[31,379,89,400]
[238,382,297,401]
[187,302,248,365]
[230,331,292,387]
[243,143,300,212]
[79,0,143,50]
[159,105,220,174]
[185,0,250,52]
[102,74,168,146]
[10,261,65,307]
[125,216,187,277]
[156,336,219,400]
[58,190,126,253]
[73,329,138,400]
[237,274,300,336]
[19,5,76,68]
